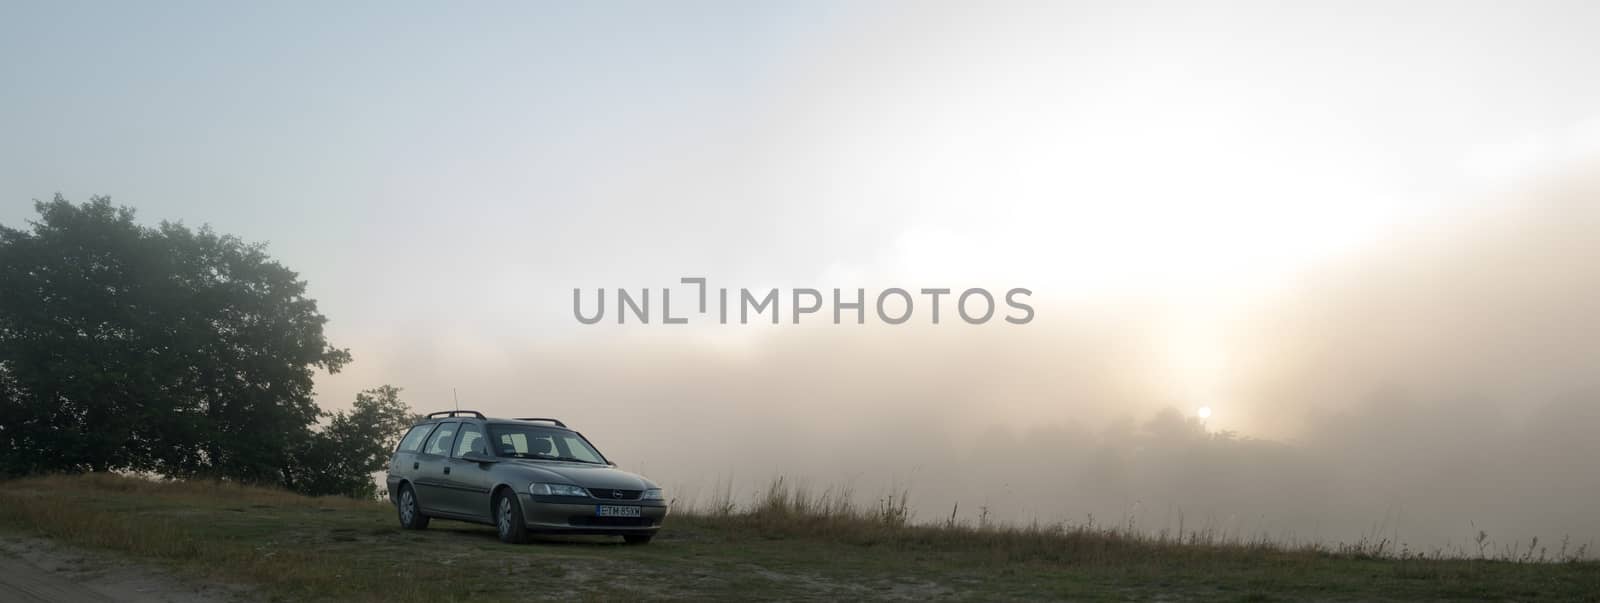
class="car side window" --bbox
[395,424,434,453]
[452,423,486,458]
[422,422,458,456]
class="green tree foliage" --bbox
[0,195,356,485]
[286,386,415,499]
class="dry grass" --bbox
[7,472,373,509]
[0,473,457,601]
[678,475,1596,566]
[677,477,1303,569]
[2,473,1597,601]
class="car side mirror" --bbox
[461,452,498,464]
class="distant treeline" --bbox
[0,195,409,498]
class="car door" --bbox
[413,421,459,514]
[387,423,436,494]
[444,422,494,521]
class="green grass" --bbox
[0,474,1596,601]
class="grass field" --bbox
[0,474,1596,601]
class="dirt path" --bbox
[0,537,248,602]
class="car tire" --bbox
[397,484,430,530]
[623,534,654,545]
[495,491,530,544]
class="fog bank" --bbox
[333,165,1600,555]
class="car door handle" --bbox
[443,466,451,475]
[413,462,419,470]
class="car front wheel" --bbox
[495,491,530,544]
[397,484,430,530]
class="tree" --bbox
[284,386,415,499]
[0,195,351,482]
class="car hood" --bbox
[501,460,657,490]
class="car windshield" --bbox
[486,424,608,464]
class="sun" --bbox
[1197,406,1213,420]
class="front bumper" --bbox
[516,493,669,534]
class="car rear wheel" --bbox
[495,491,529,544]
[623,534,654,545]
[397,484,429,530]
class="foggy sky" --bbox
[5,1,1600,554]
[458,166,1600,554]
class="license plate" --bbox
[596,505,641,517]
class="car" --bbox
[384,410,668,544]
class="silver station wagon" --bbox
[385,411,668,544]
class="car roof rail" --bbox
[425,410,486,420]
[514,417,567,427]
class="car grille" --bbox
[586,488,642,500]
[568,515,657,527]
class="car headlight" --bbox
[529,483,588,497]
[641,488,664,501]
